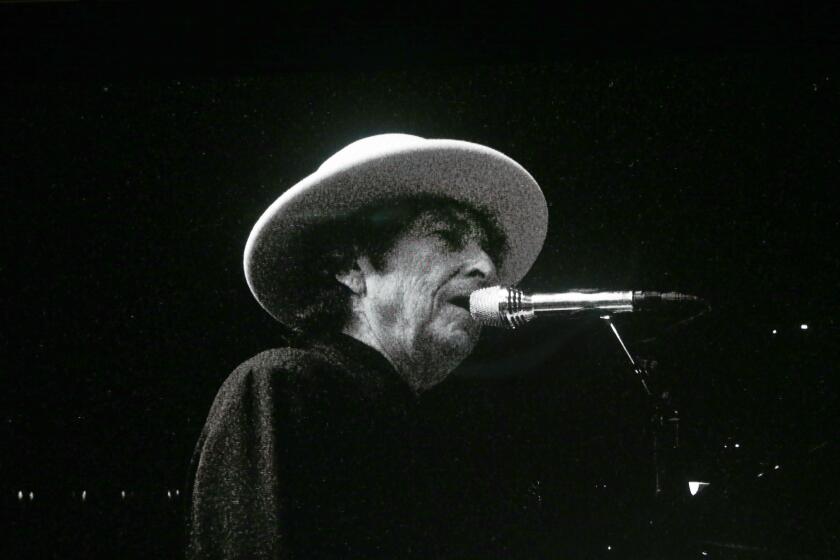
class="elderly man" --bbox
[186,134,548,559]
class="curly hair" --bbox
[283,195,507,340]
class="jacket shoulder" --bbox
[235,347,330,378]
[213,345,358,413]
[218,346,337,396]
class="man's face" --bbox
[358,207,499,391]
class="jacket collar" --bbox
[307,332,418,402]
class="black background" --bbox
[2,2,839,558]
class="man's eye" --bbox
[432,229,463,249]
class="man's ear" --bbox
[335,256,374,296]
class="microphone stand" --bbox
[601,316,680,498]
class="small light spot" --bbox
[772,329,777,334]
[121,491,126,499]
[800,324,808,330]
[29,491,34,501]
[175,489,180,496]
[82,490,87,501]
[702,552,708,557]
[167,490,172,499]
[17,490,23,501]
[757,472,764,478]
[774,464,780,470]
[734,443,740,448]
[607,545,612,551]
[688,481,710,496]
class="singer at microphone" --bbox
[471,286,704,329]
[187,134,552,559]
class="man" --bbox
[186,134,548,558]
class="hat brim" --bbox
[244,138,548,325]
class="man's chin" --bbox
[411,327,479,392]
[435,324,480,358]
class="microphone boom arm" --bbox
[470,286,703,329]
[532,291,635,314]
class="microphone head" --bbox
[469,286,510,327]
[470,286,535,329]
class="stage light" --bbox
[734,443,740,448]
[801,324,808,330]
[688,481,710,496]
[17,490,23,501]
[121,491,126,499]
[176,489,180,496]
[757,472,764,478]
[29,491,34,501]
[82,490,87,501]
[607,545,612,551]
[702,552,708,557]
[167,490,172,499]
[772,329,777,334]
[774,464,780,470]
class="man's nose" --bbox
[463,245,499,285]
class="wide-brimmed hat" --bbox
[244,133,548,324]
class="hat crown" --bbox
[318,133,425,174]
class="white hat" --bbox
[244,133,548,324]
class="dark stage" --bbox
[2,3,839,558]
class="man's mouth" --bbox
[447,294,471,313]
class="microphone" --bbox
[470,286,704,329]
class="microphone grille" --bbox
[469,286,509,327]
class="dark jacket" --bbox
[186,333,550,559]
[186,334,455,559]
